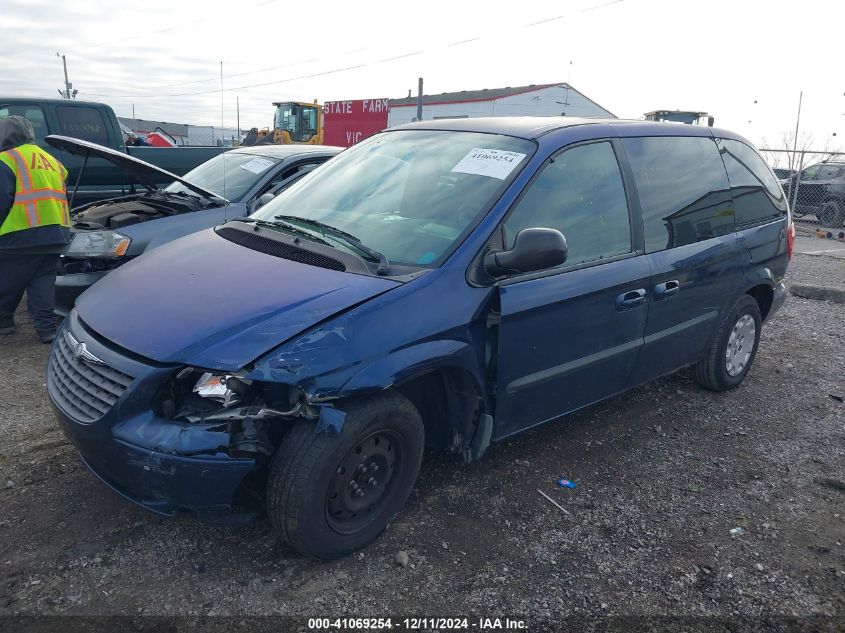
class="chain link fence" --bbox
[759,148,845,233]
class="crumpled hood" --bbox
[76,228,399,370]
[45,135,225,202]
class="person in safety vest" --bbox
[0,116,70,344]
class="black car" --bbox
[772,167,796,180]
[781,161,845,226]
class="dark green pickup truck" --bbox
[0,98,229,204]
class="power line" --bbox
[84,50,423,98]
[81,0,625,99]
[123,57,323,91]
[75,0,284,52]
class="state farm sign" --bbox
[323,98,389,147]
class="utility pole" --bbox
[236,96,240,144]
[790,91,803,174]
[416,77,424,122]
[56,53,76,99]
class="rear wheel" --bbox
[692,295,762,392]
[266,390,424,559]
[819,200,845,227]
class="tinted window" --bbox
[817,164,843,180]
[56,106,110,145]
[623,136,733,252]
[503,141,631,267]
[270,160,324,187]
[717,139,788,226]
[0,104,49,141]
[799,165,821,181]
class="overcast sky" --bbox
[1,0,843,149]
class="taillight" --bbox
[786,222,795,260]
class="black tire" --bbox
[692,295,762,392]
[266,390,424,559]
[818,200,845,227]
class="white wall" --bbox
[493,85,614,118]
[386,84,614,127]
[186,125,242,146]
[388,101,494,127]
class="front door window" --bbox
[502,140,632,269]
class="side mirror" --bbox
[255,193,275,209]
[484,228,568,277]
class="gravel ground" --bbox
[787,243,845,289]
[0,253,843,631]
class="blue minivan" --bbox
[47,117,793,559]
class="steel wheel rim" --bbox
[325,427,405,535]
[725,314,756,376]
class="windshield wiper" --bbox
[273,215,390,275]
[168,190,226,205]
[229,217,332,246]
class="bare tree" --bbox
[759,131,842,173]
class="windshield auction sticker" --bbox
[450,148,527,180]
[239,157,275,174]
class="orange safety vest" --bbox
[0,143,70,237]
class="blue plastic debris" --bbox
[557,478,576,489]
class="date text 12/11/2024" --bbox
[307,617,528,630]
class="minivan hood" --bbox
[45,135,225,202]
[75,229,399,370]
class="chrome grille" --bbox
[47,329,134,424]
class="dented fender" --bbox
[340,339,482,394]
[243,266,496,434]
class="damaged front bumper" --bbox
[48,312,261,523]
[54,271,108,317]
[70,423,256,522]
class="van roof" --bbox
[391,116,748,144]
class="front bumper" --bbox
[48,311,256,520]
[54,271,108,317]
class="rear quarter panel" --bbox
[736,218,789,289]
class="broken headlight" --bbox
[192,372,245,407]
[66,230,131,258]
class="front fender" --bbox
[341,339,483,395]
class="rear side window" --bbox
[56,106,110,145]
[623,136,733,253]
[717,139,787,227]
[503,141,631,267]
[0,104,49,141]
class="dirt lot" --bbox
[1,252,843,630]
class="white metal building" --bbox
[387,82,615,127]
[118,117,242,146]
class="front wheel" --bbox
[266,390,424,559]
[692,295,762,392]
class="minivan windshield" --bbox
[165,151,280,202]
[252,130,535,266]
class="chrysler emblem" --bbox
[64,330,105,366]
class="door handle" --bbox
[616,288,647,310]
[654,279,680,300]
